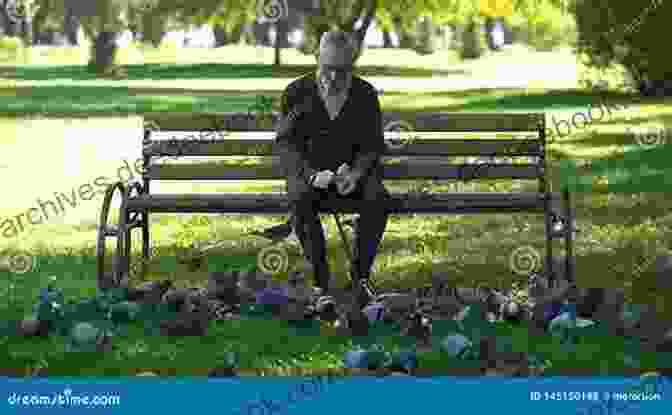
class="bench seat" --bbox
[125,191,562,214]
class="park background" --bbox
[0,0,671,377]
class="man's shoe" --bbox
[359,278,377,299]
[353,279,376,309]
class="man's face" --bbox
[317,46,353,96]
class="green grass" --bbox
[0,62,465,81]
[0,86,653,118]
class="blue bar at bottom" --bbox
[1,375,669,414]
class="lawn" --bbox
[1,45,671,377]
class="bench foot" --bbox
[96,181,148,291]
[96,182,127,291]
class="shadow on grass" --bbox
[393,89,641,113]
[2,87,667,121]
[1,191,672,376]
[0,63,469,81]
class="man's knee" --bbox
[287,177,319,212]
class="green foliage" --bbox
[507,0,576,50]
[573,0,670,88]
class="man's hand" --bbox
[310,170,336,189]
[335,163,362,196]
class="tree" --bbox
[572,0,671,96]
[299,0,380,62]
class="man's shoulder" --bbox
[284,73,315,95]
[352,76,377,95]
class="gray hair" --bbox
[319,30,357,59]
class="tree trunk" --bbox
[213,25,227,47]
[230,22,244,43]
[461,17,485,60]
[273,22,281,66]
[63,4,79,45]
[351,0,377,62]
[141,13,164,47]
[0,3,17,37]
[394,16,413,49]
[484,16,495,50]
[88,31,117,75]
[273,20,289,65]
[32,7,47,45]
[19,16,32,46]
[382,30,393,48]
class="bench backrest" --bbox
[141,112,547,189]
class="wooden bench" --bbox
[95,112,575,292]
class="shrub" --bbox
[573,0,672,96]
[508,1,576,51]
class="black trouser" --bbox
[286,167,389,291]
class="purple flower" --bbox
[543,301,564,322]
[362,302,385,323]
[39,288,50,305]
[255,287,290,306]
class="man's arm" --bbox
[351,87,385,178]
[275,86,318,185]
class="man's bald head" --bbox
[317,30,357,95]
[318,30,357,62]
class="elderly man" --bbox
[274,30,389,306]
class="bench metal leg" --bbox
[142,211,150,277]
[544,194,555,288]
[564,189,575,284]
[115,182,145,287]
[96,182,127,291]
[141,183,150,278]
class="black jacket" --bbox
[275,72,385,184]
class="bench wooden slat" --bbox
[383,112,544,132]
[144,112,544,133]
[145,160,541,181]
[143,138,543,157]
[126,192,560,214]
